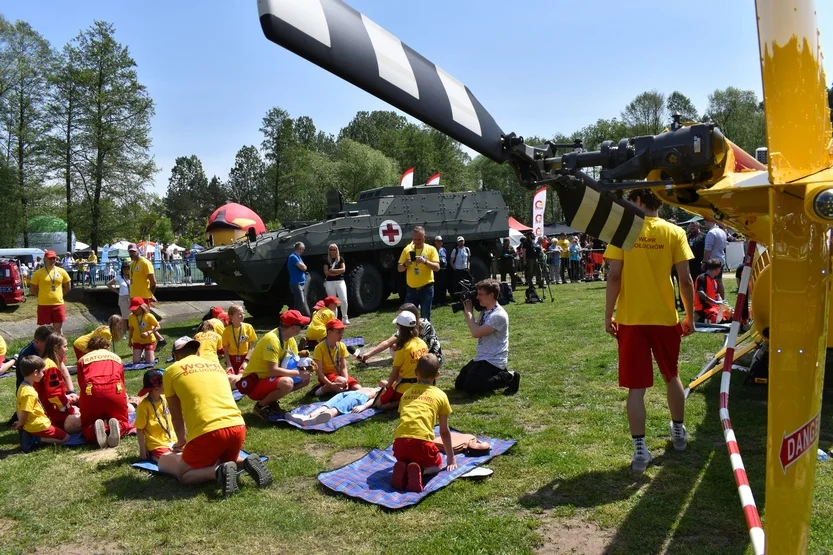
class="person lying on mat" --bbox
[312,319,360,397]
[13,356,71,451]
[157,336,272,497]
[135,369,177,463]
[284,386,383,426]
[358,303,443,367]
[376,311,429,411]
[238,310,312,419]
[391,354,456,493]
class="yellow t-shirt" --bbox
[88,253,98,264]
[129,313,159,345]
[222,323,257,356]
[393,337,428,392]
[306,308,335,342]
[604,217,693,326]
[313,340,349,374]
[394,384,452,442]
[129,257,155,299]
[135,396,177,451]
[558,239,571,258]
[30,267,72,306]
[194,330,223,363]
[244,329,298,379]
[16,382,51,433]
[207,318,225,336]
[162,354,244,441]
[398,243,440,288]
[0,334,6,359]
[73,326,112,354]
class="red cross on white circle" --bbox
[378,220,402,246]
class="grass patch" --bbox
[0,282,831,554]
[0,294,86,323]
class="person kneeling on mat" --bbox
[454,279,520,395]
[376,311,429,411]
[157,337,272,497]
[312,319,360,397]
[76,336,131,449]
[284,385,383,427]
[391,354,456,493]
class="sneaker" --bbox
[343,319,351,325]
[631,446,653,472]
[242,454,273,488]
[107,418,121,448]
[253,402,280,421]
[216,461,239,497]
[20,430,41,454]
[670,421,688,452]
[391,461,407,491]
[157,338,168,351]
[406,462,423,493]
[283,412,311,426]
[94,419,108,449]
[268,401,285,415]
[505,371,521,395]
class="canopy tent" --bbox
[676,215,704,226]
[508,228,524,249]
[166,243,186,254]
[543,223,581,236]
[74,241,90,252]
[137,240,156,254]
[508,216,532,232]
[190,244,204,251]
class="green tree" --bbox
[704,87,766,154]
[333,138,399,199]
[165,155,218,235]
[259,106,296,221]
[621,90,667,137]
[667,91,699,123]
[73,21,156,252]
[338,110,406,154]
[226,145,266,211]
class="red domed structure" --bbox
[206,203,267,246]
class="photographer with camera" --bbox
[453,279,520,395]
[398,226,441,323]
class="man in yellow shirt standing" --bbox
[29,250,72,335]
[157,336,272,497]
[604,189,695,473]
[127,243,166,348]
[397,226,440,324]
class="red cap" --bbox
[280,309,310,327]
[322,295,341,306]
[326,319,346,330]
[313,300,325,311]
[129,297,147,311]
[44,250,58,259]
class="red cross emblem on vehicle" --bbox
[378,220,402,246]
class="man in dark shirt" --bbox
[687,222,707,278]
[520,234,542,287]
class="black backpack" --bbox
[499,281,514,304]
[525,286,541,304]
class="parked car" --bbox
[0,258,25,308]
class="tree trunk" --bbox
[18,97,26,248]
[65,97,73,255]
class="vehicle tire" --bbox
[244,300,282,319]
[304,271,327,312]
[470,256,490,283]
[347,263,384,314]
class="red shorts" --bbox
[379,386,404,406]
[182,424,246,469]
[617,324,683,389]
[150,447,171,459]
[133,343,156,352]
[37,304,66,325]
[320,373,359,389]
[393,438,442,469]
[30,425,69,441]
[228,355,245,374]
[45,405,78,431]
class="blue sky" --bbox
[5,1,833,195]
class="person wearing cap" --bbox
[128,297,159,364]
[107,262,132,318]
[76,335,129,448]
[397,226,440,324]
[288,242,310,317]
[304,295,341,349]
[449,236,472,297]
[312,318,359,396]
[433,236,449,307]
[135,369,177,462]
[376,311,429,411]
[323,243,349,324]
[238,309,312,419]
[157,336,271,496]
[29,250,72,335]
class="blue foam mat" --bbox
[317,427,516,509]
[267,401,381,433]
[131,450,268,475]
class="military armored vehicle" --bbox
[196,185,510,317]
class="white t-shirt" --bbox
[473,304,509,369]
[117,275,130,296]
[705,227,727,263]
[451,246,470,270]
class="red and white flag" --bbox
[532,187,547,238]
[426,172,440,186]
[400,167,414,188]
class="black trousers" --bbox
[434,267,449,305]
[455,359,512,394]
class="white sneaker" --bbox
[670,421,688,452]
[308,412,332,425]
[631,445,653,472]
[107,418,120,448]
[343,319,350,325]
[94,419,107,449]
[283,413,311,426]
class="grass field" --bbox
[0,281,831,554]
[0,296,85,323]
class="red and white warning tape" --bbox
[719,240,765,555]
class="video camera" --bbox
[451,279,483,314]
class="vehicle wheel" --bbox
[304,270,327,312]
[347,263,384,314]
[470,256,490,282]
[244,300,282,319]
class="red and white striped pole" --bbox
[719,240,765,555]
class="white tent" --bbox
[166,243,186,253]
[508,228,524,249]
[75,240,90,251]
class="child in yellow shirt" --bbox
[377,311,428,410]
[72,315,126,360]
[194,320,223,363]
[304,296,341,348]
[391,354,456,493]
[128,297,159,364]
[12,355,70,452]
[134,369,177,462]
[312,319,360,396]
[222,304,257,375]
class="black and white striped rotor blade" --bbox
[257,0,508,163]
[554,176,644,250]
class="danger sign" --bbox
[780,410,821,473]
[378,220,402,246]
